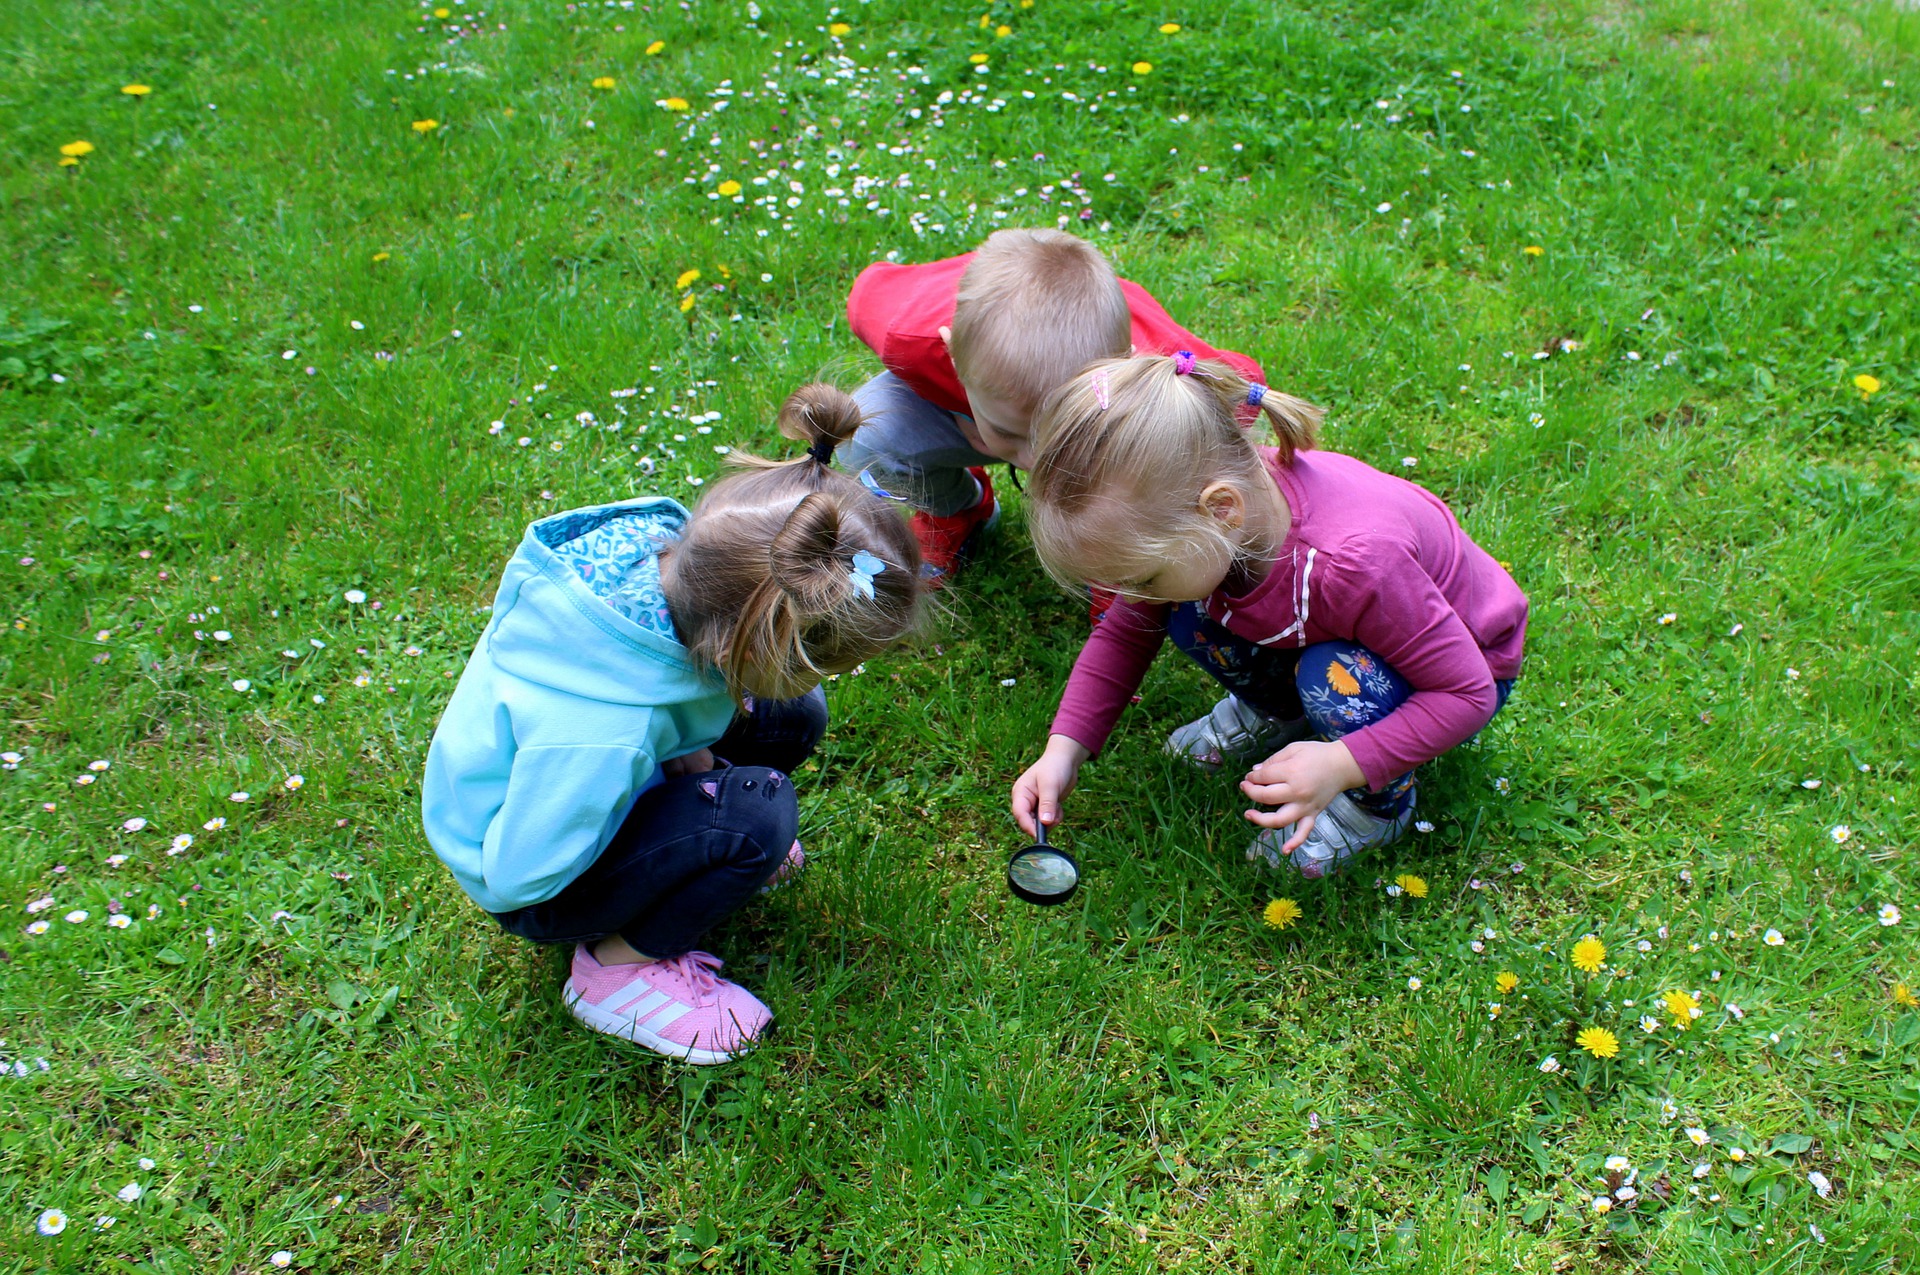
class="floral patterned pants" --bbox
[1167,602,1512,815]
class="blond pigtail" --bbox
[666,383,925,702]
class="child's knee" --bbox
[1294,641,1370,696]
[714,765,800,867]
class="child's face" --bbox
[1096,539,1236,605]
[958,385,1034,469]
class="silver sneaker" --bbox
[1248,791,1415,879]
[1165,694,1312,772]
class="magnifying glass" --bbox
[1006,821,1080,906]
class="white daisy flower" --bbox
[116,1182,142,1203]
[1880,904,1902,926]
[36,1209,68,1236]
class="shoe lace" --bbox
[658,951,725,1003]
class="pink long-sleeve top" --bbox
[1050,448,1529,790]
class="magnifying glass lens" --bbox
[1007,847,1079,905]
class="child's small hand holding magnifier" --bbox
[1239,740,1367,854]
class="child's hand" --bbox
[1238,740,1366,854]
[1012,734,1091,837]
[661,748,716,779]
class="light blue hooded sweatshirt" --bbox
[421,498,735,913]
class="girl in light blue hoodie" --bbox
[424,386,923,1064]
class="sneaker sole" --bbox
[564,987,755,1066]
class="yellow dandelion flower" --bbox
[1576,1026,1620,1058]
[1662,988,1699,1028]
[58,155,80,166]
[675,268,702,290]
[661,97,690,111]
[372,251,391,262]
[717,179,742,196]
[60,140,95,157]
[1159,22,1181,33]
[679,294,696,313]
[121,83,152,96]
[646,40,665,55]
[1133,61,1154,75]
[433,6,450,16]
[1853,373,1881,397]
[1020,0,1034,7]
[1393,873,1428,899]
[1894,982,1918,1009]
[995,24,1011,36]
[1522,245,1545,256]
[1570,936,1607,974]
[969,53,989,65]
[829,22,851,35]
[411,119,439,133]
[1262,898,1302,930]
[1495,971,1519,994]
[978,14,992,27]
[592,76,616,89]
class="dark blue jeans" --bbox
[490,688,827,958]
[1168,603,1512,815]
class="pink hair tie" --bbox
[1172,350,1197,376]
[1089,367,1112,411]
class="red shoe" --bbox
[1088,587,1117,626]
[909,467,999,586]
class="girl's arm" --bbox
[1009,599,1169,835]
[1324,543,1503,788]
[1047,599,1171,755]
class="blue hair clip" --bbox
[848,549,887,599]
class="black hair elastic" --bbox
[806,440,837,465]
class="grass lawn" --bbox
[3,0,1918,1268]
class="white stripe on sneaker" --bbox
[645,1002,693,1031]
[611,987,671,1019]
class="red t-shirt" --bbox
[846,253,1266,414]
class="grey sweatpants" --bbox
[839,372,1000,517]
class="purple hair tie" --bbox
[1172,350,1197,376]
[1246,383,1268,408]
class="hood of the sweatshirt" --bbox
[483,497,727,708]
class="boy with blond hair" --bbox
[841,228,1266,586]
[843,229,1289,779]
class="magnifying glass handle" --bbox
[1033,821,1050,847]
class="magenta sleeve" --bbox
[1326,547,1503,789]
[1047,600,1171,756]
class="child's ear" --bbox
[937,325,953,351]
[1197,482,1246,530]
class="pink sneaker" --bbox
[564,946,772,1065]
[759,840,806,894]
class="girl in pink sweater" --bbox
[1011,353,1528,877]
